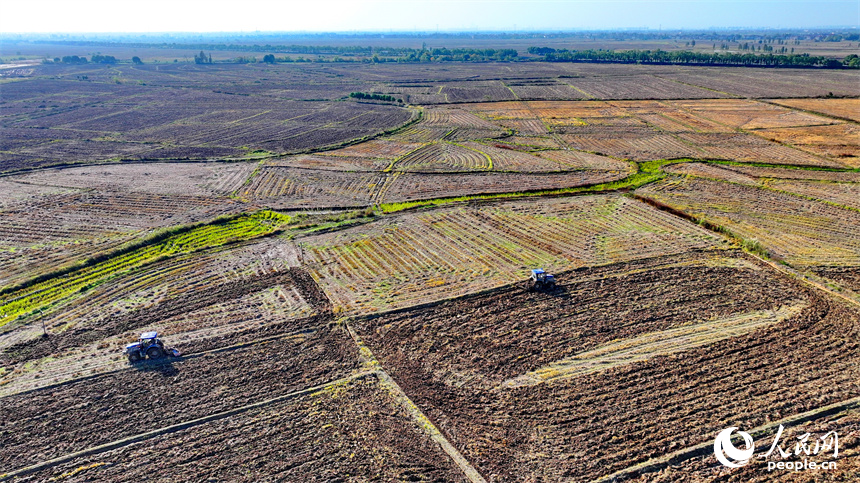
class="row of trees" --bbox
[49,54,143,64]
[53,54,117,64]
[348,92,402,102]
[256,47,518,64]
[528,47,853,68]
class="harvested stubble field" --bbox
[636,176,860,267]
[301,195,725,314]
[0,70,412,173]
[768,98,860,123]
[3,57,860,482]
[703,163,860,183]
[0,188,245,288]
[0,211,293,334]
[461,99,851,167]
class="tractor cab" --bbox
[139,331,161,347]
[527,269,556,292]
[124,331,171,362]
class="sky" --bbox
[2,0,858,33]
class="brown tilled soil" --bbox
[811,266,860,293]
[355,252,807,389]
[11,375,467,483]
[0,323,358,471]
[639,406,860,482]
[5,251,858,482]
[355,255,860,481]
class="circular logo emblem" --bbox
[714,427,755,468]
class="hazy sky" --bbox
[3,0,858,33]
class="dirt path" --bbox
[345,323,488,483]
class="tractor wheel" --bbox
[534,281,544,291]
[146,347,165,359]
[128,352,142,363]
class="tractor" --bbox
[124,331,180,362]
[526,268,556,292]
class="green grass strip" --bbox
[706,159,860,173]
[0,210,291,329]
[378,159,670,214]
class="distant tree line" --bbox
[349,92,402,102]
[257,47,517,63]
[90,54,117,64]
[58,55,88,64]
[528,47,856,68]
[398,47,518,62]
[54,54,117,64]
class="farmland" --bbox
[1,46,859,483]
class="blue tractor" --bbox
[526,269,556,292]
[124,331,180,362]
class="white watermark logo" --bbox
[714,427,755,468]
[714,425,839,472]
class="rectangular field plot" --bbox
[0,191,243,287]
[534,149,633,171]
[668,99,837,130]
[568,75,721,99]
[8,376,466,482]
[676,132,839,167]
[637,177,860,267]
[21,237,304,336]
[0,325,365,473]
[12,162,257,196]
[754,123,860,168]
[769,98,860,123]
[663,69,860,98]
[458,99,847,165]
[663,162,761,185]
[379,170,627,203]
[719,164,860,183]
[355,252,860,481]
[240,166,379,207]
[420,106,507,130]
[508,83,590,100]
[321,138,424,160]
[301,195,725,314]
[560,131,703,160]
[767,179,860,211]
